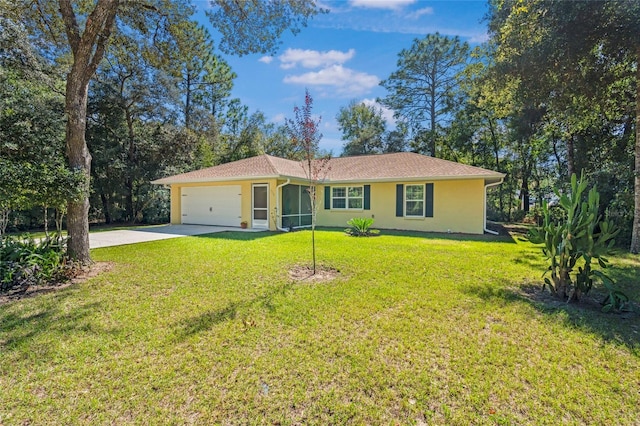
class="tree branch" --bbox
[58,0,80,54]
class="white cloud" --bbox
[361,98,396,125]
[469,32,490,44]
[271,113,286,123]
[406,7,434,19]
[259,56,274,64]
[350,0,415,10]
[279,48,356,69]
[283,65,379,97]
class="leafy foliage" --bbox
[207,0,326,56]
[337,101,386,156]
[379,33,470,157]
[529,173,630,310]
[0,235,71,291]
[345,217,379,237]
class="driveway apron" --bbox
[90,225,263,249]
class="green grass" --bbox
[1,229,639,424]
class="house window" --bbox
[405,184,424,217]
[332,186,363,210]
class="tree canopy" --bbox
[1,0,324,262]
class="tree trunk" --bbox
[125,108,135,222]
[100,192,112,224]
[566,134,575,179]
[520,175,530,213]
[65,73,92,263]
[488,115,504,216]
[185,72,192,130]
[60,0,119,263]
[631,46,640,253]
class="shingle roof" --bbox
[152,152,504,184]
[323,152,503,182]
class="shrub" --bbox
[0,234,71,292]
[345,218,380,237]
[528,173,631,311]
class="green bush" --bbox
[528,173,631,311]
[0,234,71,292]
[345,218,380,237]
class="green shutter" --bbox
[425,183,434,217]
[324,186,331,210]
[396,184,404,217]
[364,185,370,210]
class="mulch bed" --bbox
[288,265,340,283]
[0,262,114,305]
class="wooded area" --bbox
[1,0,639,255]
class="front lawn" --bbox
[1,230,639,424]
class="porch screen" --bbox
[282,184,312,228]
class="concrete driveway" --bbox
[90,224,264,249]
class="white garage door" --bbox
[181,186,241,226]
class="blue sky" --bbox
[195,0,490,154]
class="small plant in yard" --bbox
[345,217,380,237]
[0,234,72,292]
[529,173,631,311]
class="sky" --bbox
[194,0,490,154]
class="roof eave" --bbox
[151,174,283,185]
[322,173,506,184]
[152,173,506,185]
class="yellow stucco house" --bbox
[152,152,504,235]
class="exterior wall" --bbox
[316,179,486,234]
[169,179,279,230]
[168,178,487,233]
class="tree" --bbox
[336,101,386,156]
[285,90,329,274]
[9,0,324,262]
[487,0,640,252]
[382,125,408,153]
[0,58,76,235]
[379,33,470,157]
[164,20,235,130]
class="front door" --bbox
[252,184,269,229]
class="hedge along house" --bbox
[152,152,505,234]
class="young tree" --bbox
[285,90,329,274]
[8,0,323,262]
[379,33,470,157]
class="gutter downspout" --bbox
[484,178,504,235]
[275,179,291,232]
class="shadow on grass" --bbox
[172,281,293,341]
[192,230,282,242]
[463,278,640,353]
[191,226,518,244]
[0,291,108,355]
[313,226,517,244]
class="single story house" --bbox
[152,152,504,234]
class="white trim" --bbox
[153,175,281,185]
[252,183,269,229]
[404,184,425,218]
[153,173,506,185]
[320,174,505,184]
[484,178,504,235]
[330,185,364,210]
[275,179,291,231]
